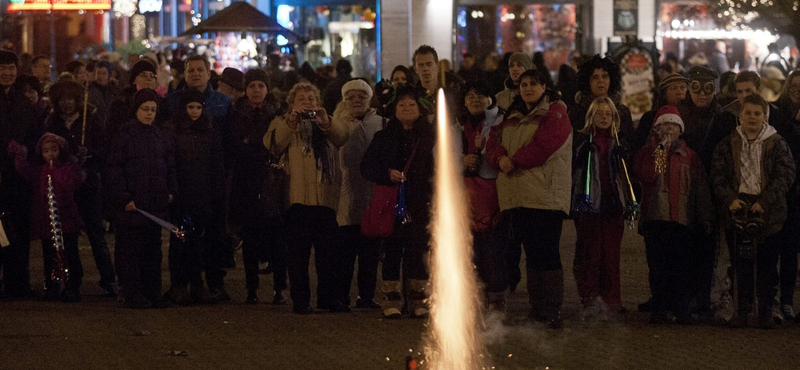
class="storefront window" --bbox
[276,4,377,81]
[456,4,577,72]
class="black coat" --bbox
[227,96,282,225]
[163,115,224,221]
[44,107,106,189]
[0,84,34,236]
[360,116,436,228]
[105,119,177,226]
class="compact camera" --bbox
[733,211,764,259]
[299,110,317,119]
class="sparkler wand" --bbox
[136,208,186,241]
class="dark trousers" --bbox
[643,221,693,315]
[776,205,800,307]
[41,233,82,293]
[574,211,624,310]
[115,222,163,302]
[382,221,430,282]
[691,231,716,312]
[472,228,497,288]
[729,230,781,317]
[336,225,381,303]
[76,184,116,289]
[0,231,31,297]
[203,211,228,289]
[241,221,286,293]
[168,218,209,289]
[284,204,338,309]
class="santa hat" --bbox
[654,105,684,133]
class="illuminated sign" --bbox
[137,0,161,13]
[7,0,112,11]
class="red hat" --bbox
[654,105,684,133]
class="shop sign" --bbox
[613,0,637,37]
[138,0,162,12]
[7,0,112,11]
[619,48,653,120]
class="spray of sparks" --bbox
[424,89,486,370]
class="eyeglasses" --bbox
[690,80,715,95]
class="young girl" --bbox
[162,89,224,305]
[571,97,634,320]
[8,133,84,302]
[711,94,795,329]
[106,88,176,309]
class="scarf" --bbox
[300,120,336,183]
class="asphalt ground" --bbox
[2,222,799,370]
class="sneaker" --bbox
[355,297,381,309]
[383,308,402,319]
[411,307,429,319]
[772,306,785,324]
[781,305,795,321]
[272,291,287,305]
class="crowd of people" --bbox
[1,43,800,331]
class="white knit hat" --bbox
[341,79,373,100]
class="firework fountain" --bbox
[423,89,486,369]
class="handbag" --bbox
[361,140,419,238]
[259,134,289,220]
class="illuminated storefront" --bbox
[273,0,377,80]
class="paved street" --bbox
[2,222,799,370]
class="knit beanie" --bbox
[130,88,159,118]
[36,132,70,160]
[129,59,157,85]
[180,89,205,108]
[244,68,269,89]
[654,105,684,133]
[508,52,533,70]
[658,72,689,91]
[341,78,373,100]
[0,50,18,66]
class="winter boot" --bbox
[382,280,403,319]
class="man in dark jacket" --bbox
[322,59,353,114]
[0,50,36,299]
[163,55,233,301]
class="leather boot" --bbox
[382,280,403,318]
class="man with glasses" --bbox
[679,65,737,322]
[0,50,36,299]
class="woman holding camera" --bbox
[710,94,795,329]
[264,82,349,314]
[361,84,436,319]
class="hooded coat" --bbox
[11,135,84,239]
[711,125,796,237]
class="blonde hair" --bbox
[579,96,621,140]
[286,82,321,107]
